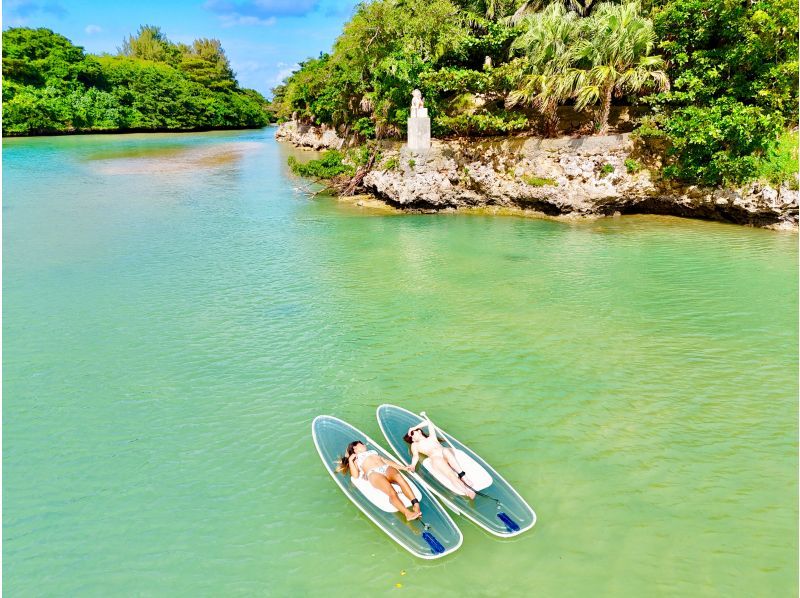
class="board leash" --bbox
[461,482,521,533]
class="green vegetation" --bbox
[275,0,797,187]
[756,130,799,188]
[382,157,399,171]
[288,150,354,178]
[625,158,642,174]
[648,0,797,185]
[599,163,615,177]
[522,175,557,186]
[2,26,270,136]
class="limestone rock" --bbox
[275,123,799,230]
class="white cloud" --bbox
[85,24,102,34]
[273,62,299,85]
[219,14,276,27]
[204,0,320,20]
[232,60,263,74]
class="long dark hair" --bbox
[403,427,445,445]
[336,440,363,475]
[403,428,427,444]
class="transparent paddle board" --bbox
[311,415,463,559]
[376,405,536,537]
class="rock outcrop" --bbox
[276,121,799,230]
[274,119,356,150]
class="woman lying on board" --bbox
[337,440,422,521]
[403,412,476,499]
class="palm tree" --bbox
[507,0,598,24]
[508,3,579,136]
[459,0,521,22]
[569,2,669,134]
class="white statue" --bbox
[411,89,425,118]
[407,88,430,152]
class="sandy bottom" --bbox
[88,141,264,175]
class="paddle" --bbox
[392,482,446,555]
[419,519,446,555]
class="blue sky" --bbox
[3,0,361,96]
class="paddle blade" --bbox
[497,512,520,532]
[422,531,445,554]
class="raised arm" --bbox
[408,413,436,437]
[419,411,438,439]
[407,420,426,434]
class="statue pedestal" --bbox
[407,107,430,153]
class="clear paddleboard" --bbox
[311,415,463,559]
[376,405,537,537]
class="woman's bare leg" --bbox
[443,448,473,487]
[369,473,420,521]
[386,468,420,514]
[431,456,475,499]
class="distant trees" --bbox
[119,25,178,63]
[2,27,269,136]
[180,39,236,91]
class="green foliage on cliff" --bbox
[647,0,798,184]
[288,150,354,179]
[273,0,797,187]
[2,27,270,136]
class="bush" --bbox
[437,111,530,136]
[352,116,375,139]
[288,150,354,178]
[756,129,799,187]
[661,101,784,185]
[348,145,375,167]
[624,159,641,174]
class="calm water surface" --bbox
[4,129,798,596]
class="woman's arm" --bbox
[408,413,436,436]
[420,412,438,441]
[348,454,360,478]
[407,421,426,434]
[382,455,413,472]
[409,444,420,469]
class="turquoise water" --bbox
[4,128,798,596]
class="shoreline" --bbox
[276,120,799,231]
[2,124,273,139]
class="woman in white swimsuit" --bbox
[337,441,422,521]
[403,412,476,499]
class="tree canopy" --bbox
[272,0,797,185]
[2,27,270,136]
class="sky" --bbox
[2,0,361,97]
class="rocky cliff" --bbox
[275,121,798,230]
